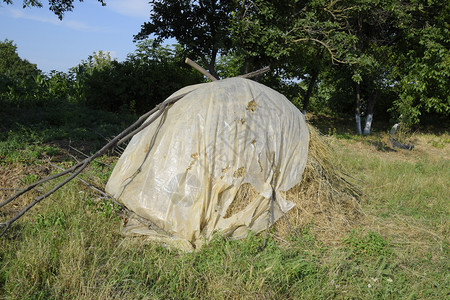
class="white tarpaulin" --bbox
[106,78,309,249]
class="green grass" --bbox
[1,105,449,299]
[0,102,136,164]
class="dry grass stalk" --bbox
[226,125,363,244]
[274,126,362,244]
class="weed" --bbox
[343,229,393,258]
[20,174,40,185]
[430,137,449,149]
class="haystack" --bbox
[105,78,360,250]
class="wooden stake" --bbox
[238,66,270,79]
[185,58,218,81]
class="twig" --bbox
[185,58,218,81]
[87,128,109,141]
[67,152,80,163]
[87,128,125,155]
[69,146,113,168]
[292,38,347,64]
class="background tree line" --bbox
[1,0,449,133]
[0,39,203,114]
[136,0,448,133]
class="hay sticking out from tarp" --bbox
[227,125,362,245]
[275,125,362,244]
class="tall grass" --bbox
[1,126,449,299]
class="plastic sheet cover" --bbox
[106,78,309,249]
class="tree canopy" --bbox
[135,0,234,79]
[3,0,448,130]
[0,39,39,77]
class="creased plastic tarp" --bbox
[106,78,309,249]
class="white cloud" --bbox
[106,0,150,19]
[7,7,107,32]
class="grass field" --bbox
[1,105,449,299]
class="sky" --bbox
[0,0,158,73]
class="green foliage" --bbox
[0,39,46,107]
[343,229,393,258]
[72,43,203,113]
[0,39,203,114]
[389,1,450,127]
[0,40,77,107]
[227,0,449,130]
[135,0,233,77]
[0,39,39,78]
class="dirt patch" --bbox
[0,163,52,220]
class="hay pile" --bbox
[231,125,362,244]
[275,126,362,243]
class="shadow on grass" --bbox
[0,101,139,159]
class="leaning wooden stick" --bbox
[238,66,270,79]
[48,161,124,209]
[185,58,218,81]
[117,92,190,146]
[0,91,192,237]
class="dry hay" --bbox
[0,163,51,221]
[275,126,362,244]
[229,125,362,245]
[224,183,259,219]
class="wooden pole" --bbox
[238,66,270,79]
[185,58,218,81]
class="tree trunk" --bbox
[354,82,362,135]
[302,67,320,115]
[363,93,377,135]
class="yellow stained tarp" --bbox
[106,78,309,250]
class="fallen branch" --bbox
[389,137,414,150]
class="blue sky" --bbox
[0,0,157,73]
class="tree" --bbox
[0,39,39,77]
[229,0,359,119]
[72,41,204,113]
[388,0,449,128]
[1,0,105,19]
[135,0,234,79]
[0,39,42,105]
[337,0,404,135]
